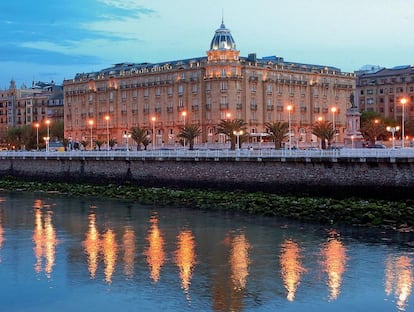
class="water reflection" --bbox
[385,255,413,311]
[145,215,165,283]
[83,212,100,279]
[280,239,306,301]
[0,209,4,263]
[1,192,413,311]
[102,229,118,284]
[122,226,136,279]
[230,233,250,290]
[175,229,196,300]
[320,232,347,301]
[32,200,58,278]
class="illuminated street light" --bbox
[151,116,156,150]
[387,126,400,149]
[401,98,407,148]
[45,119,50,152]
[233,130,243,150]
[181,111,187,148]
[34,123,39,151]
[123,132,131,153]
[88,119,94,151]
[331,107,337,143]
[287,105,293,150]
[105,115,110,151]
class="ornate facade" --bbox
[63,21,355,148]
[0,80,63,144]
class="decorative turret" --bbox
[209,20,237,51]
[206,20,241,78]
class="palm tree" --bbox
[265,121,289,149]
[312,120,335,149]
[130,127,148,151]
[178,125,201,150]
[360,119,386,144]
[95,140,104,151]
[216,119,247,150]
[109,138,117,150]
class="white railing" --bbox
[1,148,414,160]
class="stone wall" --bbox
[0,157,413,198]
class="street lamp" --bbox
[226,112,231,120]
[35,123,39,151]
[351,135,354,149]
[123,132,131,152]
[401,98,407,148]
[331,107,337,143]
[45,119,50,152]
[181,111,187,148]
[387,126,400,149]
[287,105,293,150]
[105,115,110,151]
[43,136,50,152]
[88,119,94,151]
[151,116,156,150]
[233,130,243,150]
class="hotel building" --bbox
[63,21,355,148]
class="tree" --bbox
[130,127,148,151]
[142,137,150,150]
[178,125,201,150]
[360,119,386,144]
[50,120,64,142]
[109,138,117,150]
[80,140,89,150]
[265,121,289,149]
[312,120,335,149]
[216,119,247,150]
[95,140,104,151]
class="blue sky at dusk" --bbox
[1,0,413,88]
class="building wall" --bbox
[356,66,414,121]
[64,61,355,147]
[63,23,355,148]
[0,81,64,143]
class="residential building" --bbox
[356,65,414,120]
[0,80,64,143]
[63,21,355,148]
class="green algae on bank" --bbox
[0,178,412,230]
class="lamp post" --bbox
[123,132,131,153]
[151,116,156,150]
[88,119,94,151]
[233,130,243,150]
[287,105,293,150]
[45,119,50,152]
[181,111,187,148]
[35,123,39,151]
[351,135,354,149]
[105,115,110,151]
[331,107,337,143]
[387,126,400,149]
[401,98,407,148]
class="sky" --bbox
[1,0,413,88]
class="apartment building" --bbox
[0,80,64,143]
[63,21,355,148]
[356,65,414,121]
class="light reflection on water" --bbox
[0,192,412,312]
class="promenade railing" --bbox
[1,148,413,160]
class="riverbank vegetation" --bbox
[0,177,412,231]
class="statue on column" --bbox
[344,91,363,147]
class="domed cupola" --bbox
[210,20,236,51]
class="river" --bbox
[0,191,412,312]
